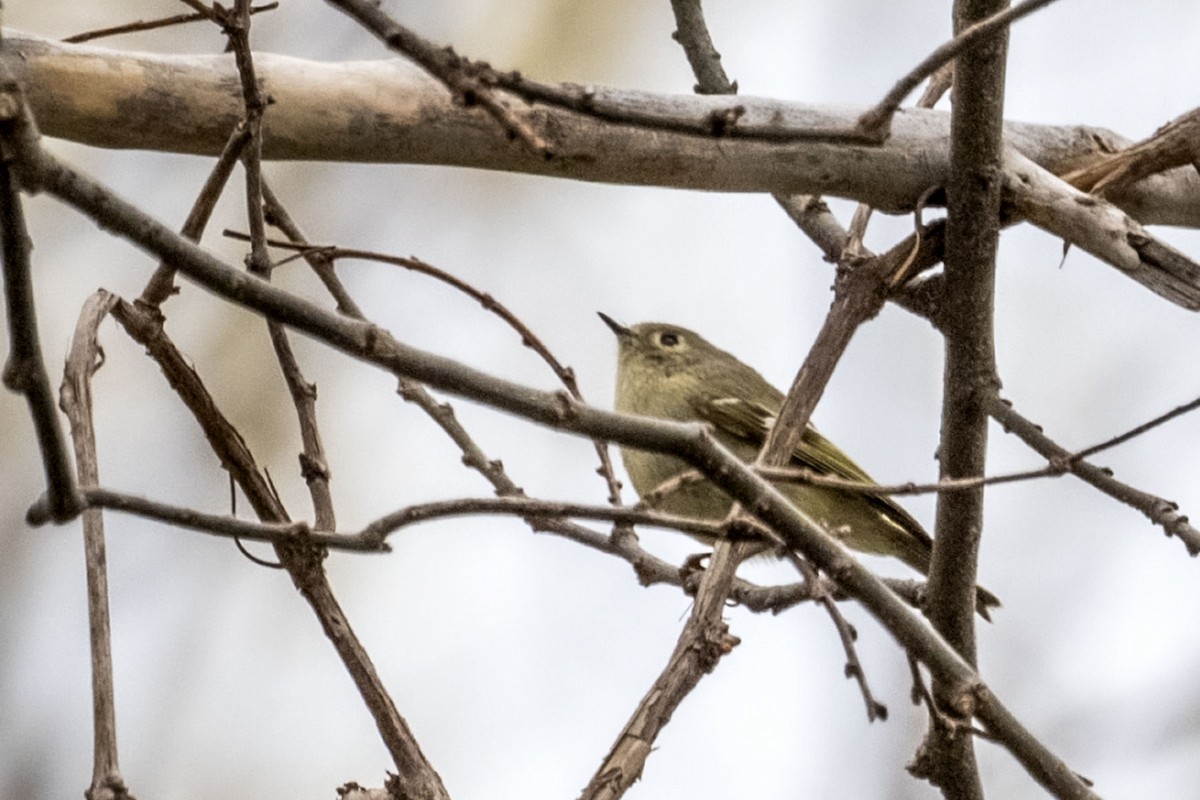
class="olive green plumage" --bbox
[601,314,998,617]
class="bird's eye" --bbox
[659,332,680,347]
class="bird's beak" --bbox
[597,312,632,338]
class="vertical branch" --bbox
[60,291,132,800]
[0,143,79,521]
[228,2,336,530]
[228,0,270,277]
[921,0,1009,795]
[221,7,449,796]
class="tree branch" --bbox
[0,93,1098,797]
[985,393,1200,556]
[0,127,79,521]
[3,33,1197,226]
[919,0,1008,793]
[856,0,1061,140]
[59,291,132,800]
[1003,148,1200,309]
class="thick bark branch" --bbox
[921,0,1008,793]
[2,32,1197,227]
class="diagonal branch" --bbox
[1061,106,1200,197]
[986,393,1200,556]
[0,99,1101,797]
[579,538,749,800]
[857,0,1062,140]
[322,0,551,155]
[1004,148,1200,309]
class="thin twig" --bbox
[226,1,337,531]
[781,549,887,721]
[1073,394,1200,462]
[986,393,1200,556]
[856,0,1063,141]
[916,62,955,109]
[223,9,449,795]
[358,496,724,548]
[228,234,627,503]
[139,124,253,308]
[494,70,876,144]
[62,4,279,44]
[757,461,1066,496]
[322,0,550,155]
[260,182,365,317]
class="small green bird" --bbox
[600,314,999,617]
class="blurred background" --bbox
[4,1,1200,798]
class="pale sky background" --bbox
[4,1,1200,798]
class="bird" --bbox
[600,313,999,618]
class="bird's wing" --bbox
[699,396,931,545]
[699,396,873,478]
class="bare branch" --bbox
[919,0,1009,790]
[232,237,627,503]
[0,139,79,522]
[779,549,888,721]
[669,0,853,267]
[220,12,451,795]
[250,188,636,566]
[322,0,551,155]
[20,481,986,631]
[1062,106,1200,197]
[986,393,1200,557]
[6,33,1198,226]
[580,538,751,800]
[758,461,1067,496]
[0,100,1104,796]
[59,292,132,800]
[358,497,723,546]
[669,0,736,95]
[857,0,1063,140]
[61,3,278,44]
[1074,395,1200,461]
[139,124,252,308]
[1004,148,1200,309]
[11,31,1200,308]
